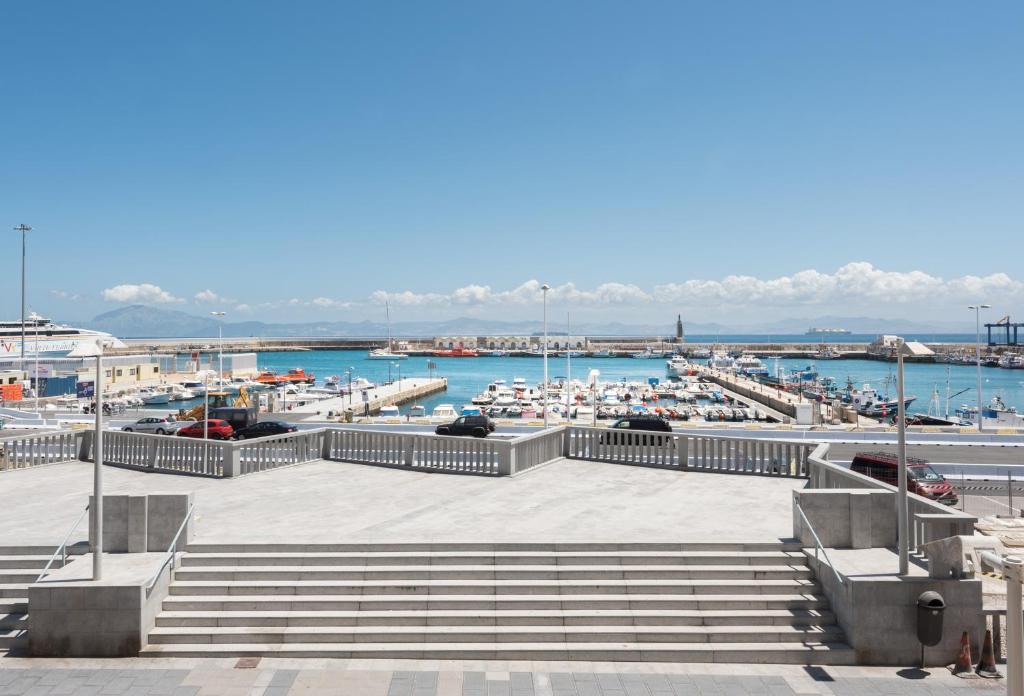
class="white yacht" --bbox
[431,404,458,420]
[367,300,408,360]
[734,354,769,377]
[0,316,126,358]
[665,355,691,378]
[137,387,171,405]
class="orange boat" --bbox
[431,348,479,357]
[255,370,289,386]
[284,368,316,384]
[255,368,316,385]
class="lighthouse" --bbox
[675,315,685,344]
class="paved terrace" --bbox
[0,458,801,546]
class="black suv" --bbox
[232,421,298,440]
[435,415,496,438]
[599,415,673,446]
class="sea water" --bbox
[256,350,1024,416]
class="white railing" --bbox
[234,429,323,476]
[0,430,81,471]
[323,428,507,476]
[805,445,977,552]
[99,430,228,477]
[508,428,565,475]
[565,426,812,478]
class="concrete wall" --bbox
[808,552,984,666]
[89,493,193,553]
[29,552,172,657]
[793,489,897,549]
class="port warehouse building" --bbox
[0,352,258,397]
[433,335,688,350]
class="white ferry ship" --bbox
[0,317,126,358]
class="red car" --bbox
[176,419,234,441]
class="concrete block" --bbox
[146,493,193,552]
[128,497,148,553]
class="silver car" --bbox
[122,417,192,435]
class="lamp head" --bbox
[541,284,550,292]
[67,338,112,358]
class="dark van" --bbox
[208,407,258,433]
[850,451,958,506]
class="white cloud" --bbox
[311,297,353,309]
[49,289,81,301]
[234,304,252,313]
[194,289,233,304]
[368,263,1024,311]
[102,283,183,304]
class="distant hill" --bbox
[80,305,968,339]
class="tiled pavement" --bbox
[0,664,1008,696]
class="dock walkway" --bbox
[287,377,447,417]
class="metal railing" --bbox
[35,503,90,583]
[145,502,195,595]
[794,500,844,586]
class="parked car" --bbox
[208,406,258,433]
[599,415,673,446]
[176,419,234,440]
[850,451,958,506]
[232,421,298,440]
[435,414,496,438]
[122,416,192,435]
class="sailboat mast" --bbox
[385,300,392,351]
[566,313,571,416]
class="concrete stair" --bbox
[142,543,855,663]
[0,547,83,653]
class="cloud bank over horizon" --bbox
[87,263,1023,322]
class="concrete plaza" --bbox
[0,658,1007,696]
[0,458,801,546]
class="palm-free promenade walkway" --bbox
[0,457,800,546]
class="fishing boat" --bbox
[982,396,1024,427]
[591,349,614,358]
[815,346,841,360]
[734,355,769,377]
[999,353,1024,369]
[432,347,478,358]
[409,404,426,418]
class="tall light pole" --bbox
[895,337,909,576]
[541,284,550,428]
[968,304,991,432]
[13,225,31,371]
[211,311,226,386]
[68,338,110,580]
[28,311,42,411]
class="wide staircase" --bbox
[142,542,854,663]
[0,544,84,653]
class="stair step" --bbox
[0,600,27,614]
[168,579,819,596]
[171,565,811,581]
[155,609,835,628]
[0,585,34,599]
[0,572,44,584]
[185,542,804,554]
[139,641,855,663]
[179,551,807,567]
[0,629,25,649]
[0,556,61,570]
[0,613,28,631]
[147,624,847,645]
[162,593,829,612]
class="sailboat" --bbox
[367,300,408,360]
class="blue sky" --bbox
[2,1,1022,326]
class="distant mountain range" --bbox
[75,305,972,339]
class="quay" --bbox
[286,377,447,418]
[692,364,880,426]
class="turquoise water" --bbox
[257,350,1024,416]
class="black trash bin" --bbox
[916,591,946,665]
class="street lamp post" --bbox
[541,284,550,428]
[13,225,31,371]
[211,311,226,386]
[68,339,110,581]
[347,368,354,407]
[896,338,909,576]
[968,305,991,432]
[28,311,42,411]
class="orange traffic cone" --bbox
[976,629,1001,678]
[950,631,975,676]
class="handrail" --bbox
[36,504,90,583]
[794,500,844,586]
[145,503,195,594]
